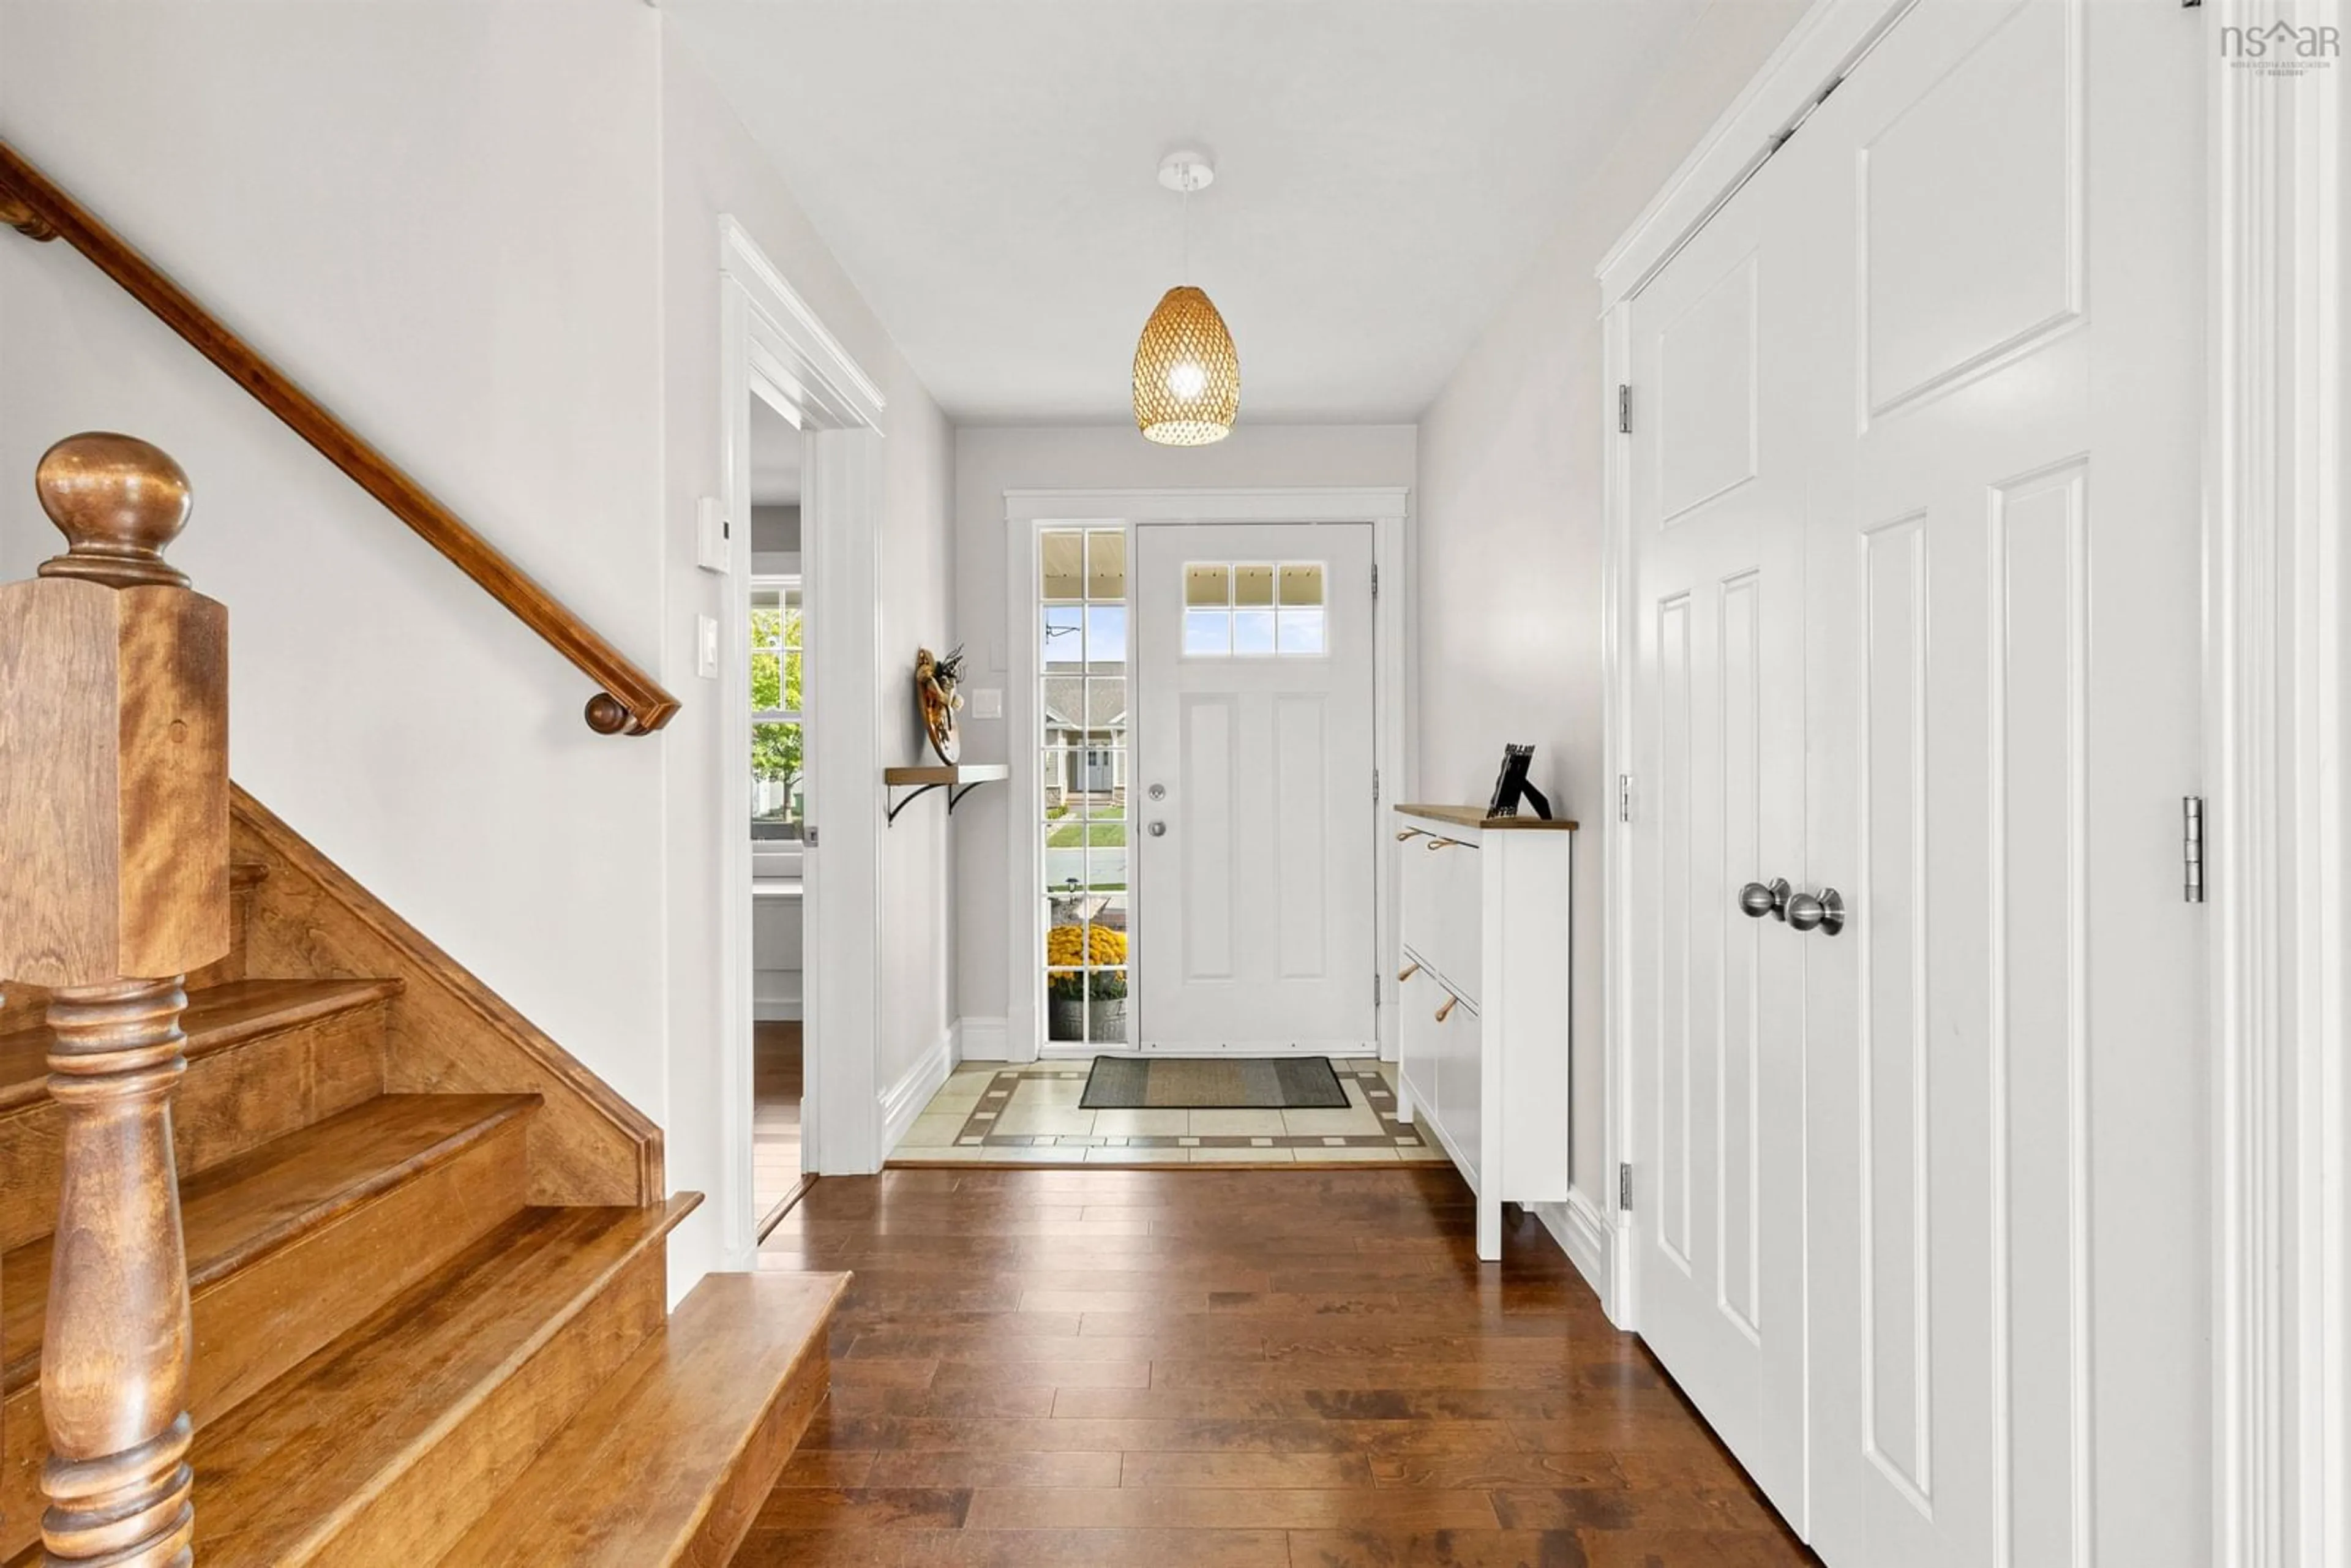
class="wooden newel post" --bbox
[0,433,227,1568]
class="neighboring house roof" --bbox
[1042,662,1127,732]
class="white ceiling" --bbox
[669,1,1711,426]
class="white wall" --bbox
[1414,0,1808,1201]
[0,1,958,1293]
[950,423,1416,1030]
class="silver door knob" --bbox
[1147,783,1167,800]
[1147,820,1167,837]
[1738,879,1790,920]
[1786,888,1846,935]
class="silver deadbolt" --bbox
[1147,820,1167,838]
[1786,888,1846,936]
[1738,879,1790,921]
[1148,783,1167,801]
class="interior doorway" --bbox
[746,392,808,1232]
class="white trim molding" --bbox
[714,217,889,1274]
[880,1026,958,1160]
[2208,3,2347,1562]
[1000,488,1415,1062]
[954,1016,1011,1063]
[1530,1192,1619,1321]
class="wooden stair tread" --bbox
[0,975,402,1114]
[437,1270,849,1568]
[189,1195,699,1567]
[1,1093,534,1393]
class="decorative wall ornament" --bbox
[915,645,965,763]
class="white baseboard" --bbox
[1532,1186,1619,1323]
[753,1000,803,1022]
[879,1026,955,1157]
[953,1016,1011,1061]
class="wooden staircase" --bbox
[0,438,845,1564]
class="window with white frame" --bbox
[751,576,804,843]
[1038,529,1129,1045]
[1182,560,1327,657]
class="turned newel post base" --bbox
[40,977,197,1568]
[0,435,223,1568]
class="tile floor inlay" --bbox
[891,1060,1449,1166]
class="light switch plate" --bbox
[969,687,1003,720]
[695,497,730,573]
[696,613,719,678]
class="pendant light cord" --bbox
[1182,184,1192,285]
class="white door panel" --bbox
[1134,523,1377,1051]
[1797,2,2208,1564]
[1627,146,1812,1529]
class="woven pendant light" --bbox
[1134,285,1240,446]
[1134,152,1239,446]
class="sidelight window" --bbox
[1040,528,1130,1045]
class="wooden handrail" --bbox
[0,140,679,736]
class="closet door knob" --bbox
[1398,962,1420,983]
[1786,888,1846,935]
[1738,879,1791,920]
[1434,995,1459,1023]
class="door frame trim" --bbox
[1002,487,1414,1062]
[2206,3,2345,1562]
[714,216,887,1273]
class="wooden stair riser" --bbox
[0,1000,388,1251]
[0,1111,531,1562]
[269,1249,667,1567]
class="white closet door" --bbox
[1797,2,2209,1563]
[1625,146,1813,1526]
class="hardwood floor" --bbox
[755,1021,804,1227]
[743,1166,1816,1567]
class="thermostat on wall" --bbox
[695,497,730,573]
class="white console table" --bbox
[1393,803,1576,1259]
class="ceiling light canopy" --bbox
[1134,152,1239,446]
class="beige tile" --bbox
[1296,1145,1400,1164]
[898,1112,970,1149]
[1281,1107,1383,1137]
[1018,1079,1090,1108]
[1086,1146,1189,1164]
[1091,1109,1189,1138]
[1190,1146,1294,1163]
[994,1106,1098,1137]
[1188,1109,1288,1137]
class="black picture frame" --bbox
[1486,743,1550,820]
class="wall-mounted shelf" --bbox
[884,763,1009,825]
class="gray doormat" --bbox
[1080,1056,1350,1110]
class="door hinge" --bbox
[1619,1162,1633,1211]
[1371,563,1380,599]
[1373,768,1381,805]
[1374,972,1382,1008]
[2183,795,2205,903]
[1617,384,1632,435]
[1618,774,1633,823]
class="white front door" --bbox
[1132,522,1378,1052]
[1624,141,1813,1528]
[1798,2,2208,1563]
